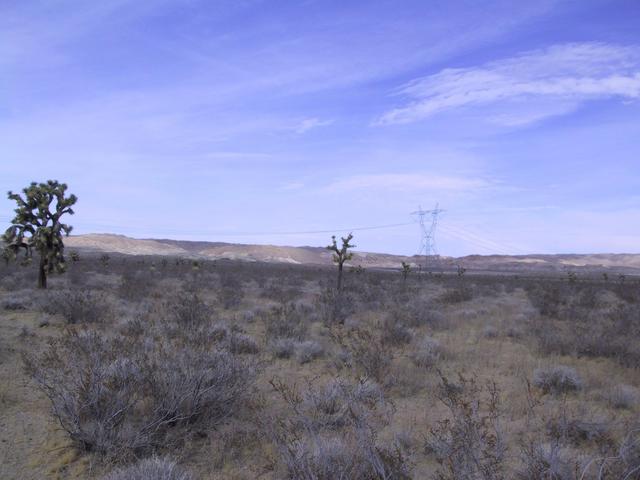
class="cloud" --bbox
[280,181,305,191]
[325,173,490,192]
[294,117,333,134]
[487,100,580,126]
[377,42,640,125]
[201,151,274,160]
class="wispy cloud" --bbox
[325,173,491,192]
[294,117,333,134]
[280,181,305,191]
[377,43,640,125]
[201,151,274,160]
[487,102,580,126]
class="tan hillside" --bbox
[64,234,640,273]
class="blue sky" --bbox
[1,0,639,256]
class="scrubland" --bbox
[1,256,639,479]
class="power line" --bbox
[206,221,416,236]
[442,222,529,255]
[0,217,414,237]
[439,223,530,256]
[439,226,512,256]
[1,211,530,256]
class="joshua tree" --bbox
[326,233,355,291]
[3,180,77,288]
[401,261,411,281]
[100,253,110,268]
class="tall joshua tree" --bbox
[326,233,355,291]
[3,180,77,289]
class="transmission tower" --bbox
[411,203,445,271]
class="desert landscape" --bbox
[3,1,640,478]
[2,237,640,479]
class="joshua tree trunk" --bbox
[38,256,47,289]
[337,262,344,291]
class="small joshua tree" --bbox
[3,180,77,289]
[326,233,355,291]
[99,253,110,268]
[401,261,411,281]
[456,264,467,277]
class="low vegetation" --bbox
[1,252,640,478]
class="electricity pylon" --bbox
[411,203,444,271]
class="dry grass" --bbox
[1,256,639,478]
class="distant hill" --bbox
[65,233,640,274]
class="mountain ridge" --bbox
[64,233,640,273]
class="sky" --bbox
[1,0,640,256]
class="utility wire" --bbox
[446,222,529,255]
[439,223,528,255]
[0,213,528,255]
[439,227,512,256]
[0,217,414,237]
[180,221,416,236]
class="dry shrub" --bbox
[426,373,506,480]
[482,325,499,339]
[518,428,640,479]
[118,269,156,301]
[546,414,612,448]
[295,340,325,364]
[260,282,303,303]
[228,332,260,354]
[165,291,212,327]
[219,273,244,309]
[380,315,413,347]
[262,303,309,341]
[410,335,444,369]
[315,288,356,326]
[331,328,392,384]
[529,304,640,367]
[1,289,36,311]
[516,441,581,480]
[351,281,389,310]
[532,321,576,357]
[102,456,194,480]
[391,301,448,329]
[274,433,409,480]
[23,326,255,459]
[606,384,639,410]
[206,420,261,470]
[543,401,614,450]
[270,338,297,359]
[268,338,323,363]
[608,429,640,478]
[0,268,37,291]
[267,377,411,479]
[614,283,640,304]
[438,285,473,305]
[119,317,145,337]
[43,289,112,324]
[526,282,570,318]
[533,366,582,395]
[299,378,385,431]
